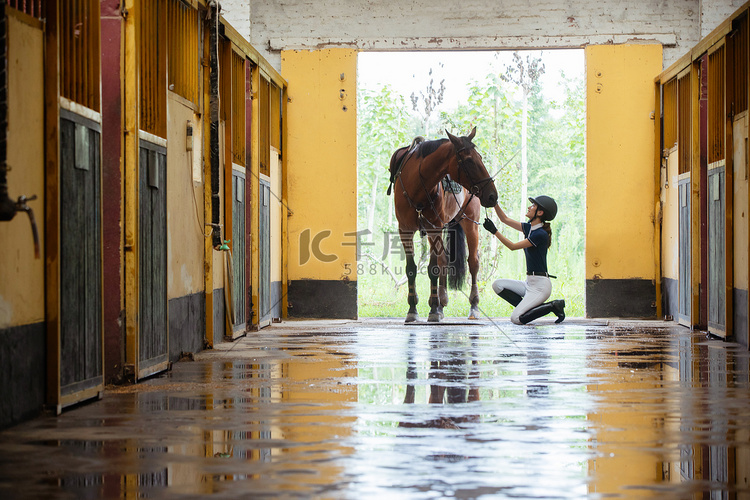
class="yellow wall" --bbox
[166,93,205,299]
[733,113,748,290]
[282,353,356,485]
[662,149,679,280]
[586,44,662,281]
[587,360,679,495]
[281,49,357,281]
[0,15,44,328]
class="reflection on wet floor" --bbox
[0,319,749,499]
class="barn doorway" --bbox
[356,50,585,320]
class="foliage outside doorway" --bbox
[356,50,585,320]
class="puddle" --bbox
[0,320,748,498]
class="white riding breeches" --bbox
[492,275,552,325]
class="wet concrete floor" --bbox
[1,318,749,499]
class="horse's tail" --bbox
[446,218,466,290]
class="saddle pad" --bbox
[442,177,463,194]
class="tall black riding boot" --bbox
[519,299,565,325]
[497,288,522,307]
[551,299,565,323]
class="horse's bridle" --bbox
[453,141,494,198]
[437,140,493,227]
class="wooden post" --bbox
[690,57,702,329]
[281,83,289,319]
[725,50,735,339]
[653,78,663,319]
[250,65,261,328]
[203,12,214,348]
[222,41,233,337]
[123,0,140,374]
[245,60,253,330]
[44,0,61,412]
[747,8,750,348]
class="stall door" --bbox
[259,178,271,327]
[678,175,691,326]
[232,169,247,334]
[59,111,103,405]
[707,162,726,336]
[138,141,168,377]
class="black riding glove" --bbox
[483,218,497,235]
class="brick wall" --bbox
[219,0,743,70]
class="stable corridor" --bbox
[0,319,748,499]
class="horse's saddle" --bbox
[387,136,425,195]
[442,176,463,194]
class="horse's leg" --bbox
[427,231,443,322]
[438,235,449,310]
[400,229,419,322]
[428,359,445,404]
[438,274,448,308]
[462,218,481,320]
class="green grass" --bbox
[357,261,584,319]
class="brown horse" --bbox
[388,127,498,322]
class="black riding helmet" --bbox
[528,195,557,221]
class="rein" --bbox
[448,185,480,226]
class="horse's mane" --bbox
[416,139,448,158]
[386,137,450,195]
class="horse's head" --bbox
[446,127,498,208]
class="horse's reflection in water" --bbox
[399,332,481,430]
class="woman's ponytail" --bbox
[542,222,552,248]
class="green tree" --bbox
[500,52,545,219]
[438,72,526,286]
[410,67,446,138]
[526,71,586,306]
[439,61,585,314]
[356,53,586,318]
[357,85,413,242]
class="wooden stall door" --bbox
[138,141,168,377]
[705,44,728,337]
[259,178,271,327]
[678,175,692,326]
[232,169,247,333]
[733,114,749,346]
[708,162,726,336]
[59,111,103,404]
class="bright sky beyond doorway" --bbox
[358,50,584,111]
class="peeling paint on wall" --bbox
[218,0,737,71]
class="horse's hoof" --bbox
[405,312,419,323]
[468,307,481,320]
[428,312,442,322]
[438,287,449,307]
